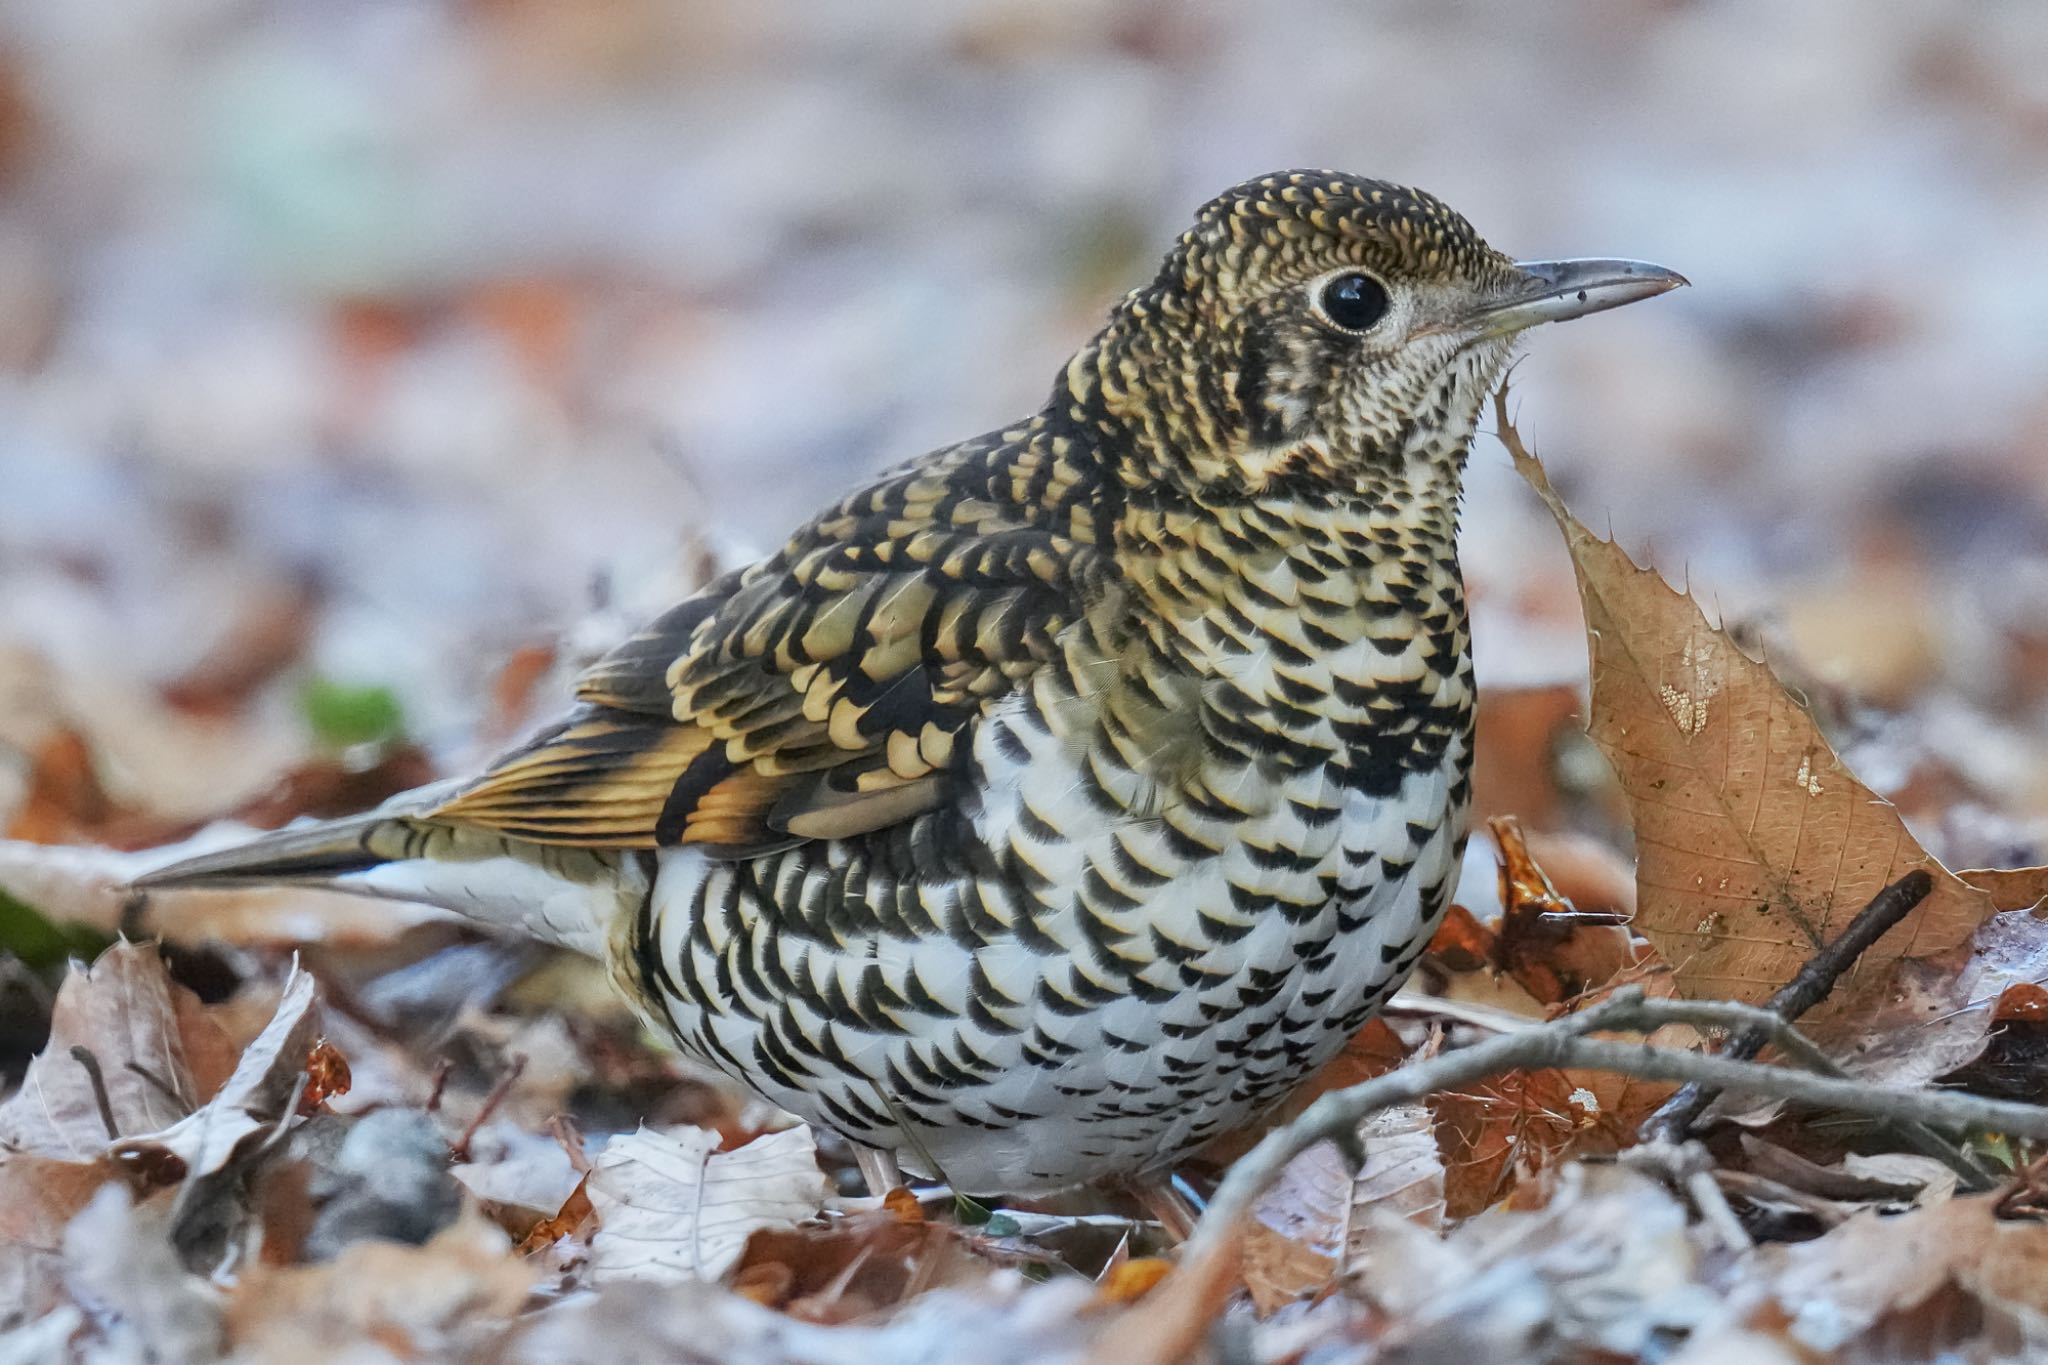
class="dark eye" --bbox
[1316,272,1390,333]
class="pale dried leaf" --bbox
[1354,1164,1718,1359]
[1505,408,1992,1014]
[1759,1196,2048,1350]
[1243,1140,1350,1314]
[60,1184,223,1362]
[109,964,318,1180]
[1346,1102,1445,1240]
[1840,1153,1959,1207]
[0,941,234,1159]
[224,1212,531,1358]
[1242,1104,1445,1315]
[587,1125,829,1285]
[1812,909,2048,1089]
[450,1126,583,1215]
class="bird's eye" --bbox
[1315,272,1391,333]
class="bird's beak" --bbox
[1460,258,1688,337]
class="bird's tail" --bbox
[134,791,646,959]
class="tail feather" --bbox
[134,806,647,960]
[133,813,413,888]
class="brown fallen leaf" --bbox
[1503,394,1993,1016]
[1958,865,2048,914]
[1433,964,1688,1219]
[514,1174,594,1254]
[728,1215,991,1322]
[882,1184,924,1223]
[1097,1256,1172,1304]
[0,941,237,1159]
[0,1153,117,1319]
[158,574,321,718]
[1758,1195,2048,1351]
[225,1213,533,1358]
[301,1039,352,1110]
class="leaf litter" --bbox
[6,392,2048,1360]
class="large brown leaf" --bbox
[1501,398,1994,1014]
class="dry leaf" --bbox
[0,1154,115,1320]
[1759,1196,2048,1350]
[110,963,318,1184]
[1484,815,1642,1005]
[586,1125,829,1285]
[1471,684,1585,829]
[1959,866,2048,914]
[1240,1103,1445,1315]
[1504,397,1993,1015]
[225,1213,532,1358]
[0,941,236,1159]
[1351,1164,1716,1360]
[1814,909,2048,1092]
[1433,968,1686,1218]
[728,1215,991,1321]
[301,1040,352,1109]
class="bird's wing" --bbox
[430,462,1097,853]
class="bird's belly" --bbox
[624,723,1467,1195]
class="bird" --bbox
[139,170,1683,1203]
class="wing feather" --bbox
[429,446,1102,854]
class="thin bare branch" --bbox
[1185,988,2048,1264]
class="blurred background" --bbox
[4,0,2048,876]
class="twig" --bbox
[424,1058,453,1114]
[1184,988,2048,1264]
[449,1054,526,1163]
[1641,871,1931,1142]
[69,1046,120,1141]
[1770,870,1936,1020]
[1632,994,1994,1187]
[1634,870,1989,1186]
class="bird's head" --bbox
[1079,170,1684,501]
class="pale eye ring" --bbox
[1314,271,1391,333]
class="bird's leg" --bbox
[852,1142,904,1197]
[1129,1174,1203,1244]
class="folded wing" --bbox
[430,460,1098,854]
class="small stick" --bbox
[69,1046,120,1141]
[1183,988,2048,1265]
[424,1058,453,1114]
[1638,869,1939,1144]
[449,1054,526,1163]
